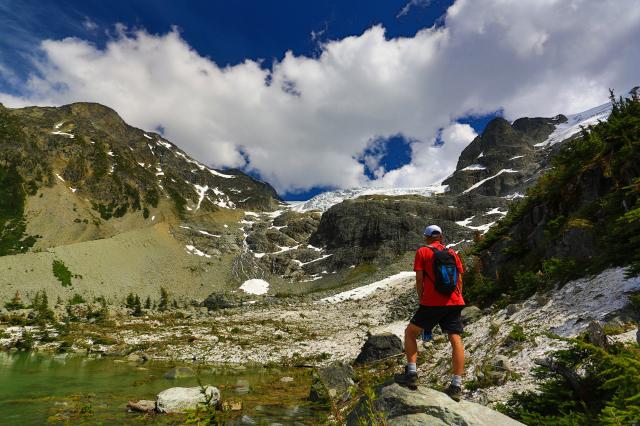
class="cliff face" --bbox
[469,94,640,304]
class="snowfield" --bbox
[240,279,270,295]
[320,271,414,303]
[289,185,448,212]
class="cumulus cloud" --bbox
[1,0,638,195]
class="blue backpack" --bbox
[427,245,459,295]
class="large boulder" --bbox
[355,333,403,365]
[309,361,355,404]
[156,385,220,413]
[461,306,483,325]
[347,383,524,425]
[202,292,239,310]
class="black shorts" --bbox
[410,305,464,334]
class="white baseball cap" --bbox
[423,225,442,236]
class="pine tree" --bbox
[158,287,169,311]
[132,295,143,317]
[144,296,151,310]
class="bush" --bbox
[52,260,72,287]
[502,339,640,424]
[15,330,35,350]
[69,293,85,305]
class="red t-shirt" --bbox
[413,242,465,306]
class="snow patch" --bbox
[185,245,211,258]
[320,271,414,303]
[462,169,519,194]
[55,173,65,182]
[535,102,612,147]
[461,164,487,171]
[143,133,153,140]
[51,131,74,138]
[240,279,270,295]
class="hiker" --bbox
[395,224,465,401]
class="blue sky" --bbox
[1,0,636,200]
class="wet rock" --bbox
[127,399,156,413]
[461,306,483,325]
[164,366,196,379]
[354,333,403,365]
[309,361,355,404]
[347,383,524,426]
[156,385,220,413]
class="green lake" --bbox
[0,351,324,425]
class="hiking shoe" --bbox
[394,367,418,388]
[445,384,462,401]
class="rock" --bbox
[127,353,143,363]
[534,293,549,307]
[309,361,355,404]
[202,293,239,310]
[491,355,512,371]
[461,306,483,325]
[586,321,608,349]
[280,376,294,383]
[636,328,640,344]
[164,366,196,379]
[505,304,520,317]
[156,385,220,413]
[347,383,524,426]
[354,333,403,365]
[127,400,156,413]
[389,413,448,425]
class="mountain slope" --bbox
[467,92,639,306]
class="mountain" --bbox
[466,95,639,307]
[0,102,284,304]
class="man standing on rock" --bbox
[395,225,465,401]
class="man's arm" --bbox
[415,270,424,299]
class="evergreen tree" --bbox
[144,296,151,310]
[132,295,143,317]
[158,287,169,311]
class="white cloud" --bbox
[1,0,638,195]
[82,17,98,32]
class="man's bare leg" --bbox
[445,333,464,400]
[404,323,423,364]
[448,333,464,376]
[395,323,423,387]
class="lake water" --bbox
[0,351,325,425]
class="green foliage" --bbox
[506,324,527,343]
[52,259,72,287]
[125,293,136,309]
[69,293,85,305]
[502,339,640,425]
[31,290,54,324]
[0,164,36,256]
[15,330,34,350]
[144,188,159,208]
[142,206,150,219]
[144,296,151,310]
[158,287,169,311]
[472,90,640,306]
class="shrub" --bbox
[15,330,35,350]
[69,293,85,305]
[502,339,640,424]
[52,260,72,287]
